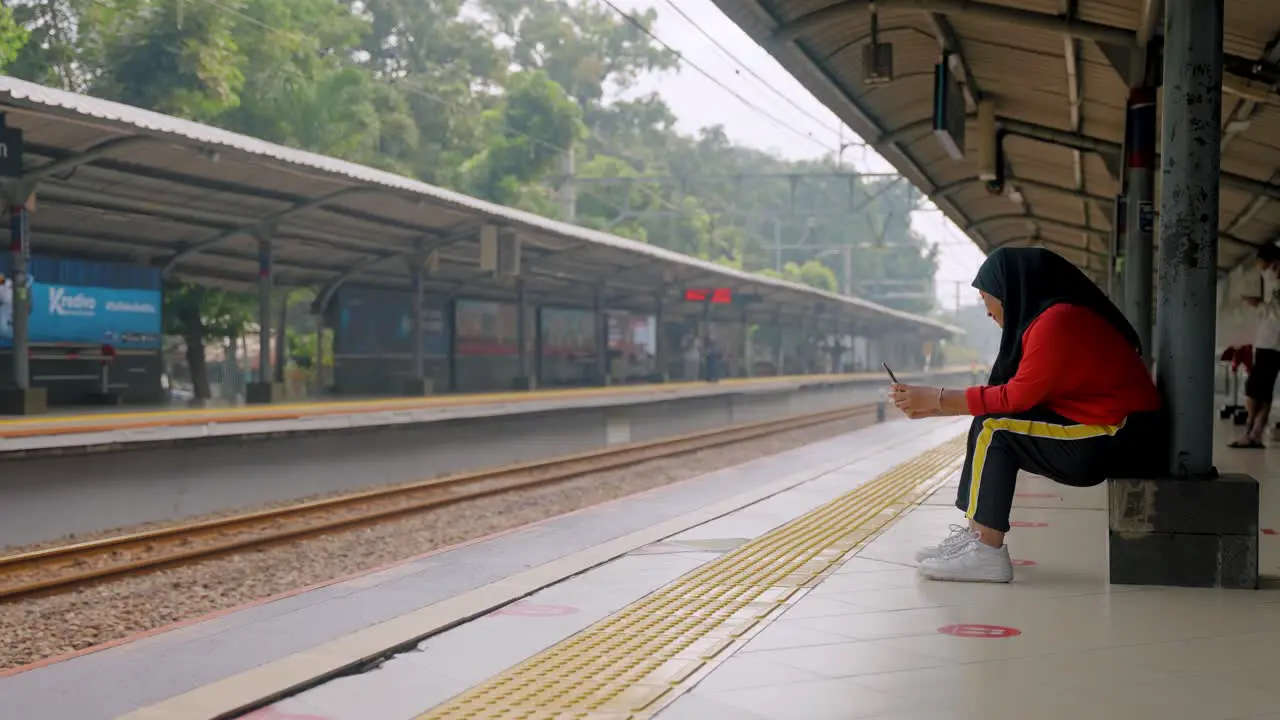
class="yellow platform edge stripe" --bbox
[415,436,966,720]
[0,366,979,431]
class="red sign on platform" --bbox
[683,287,733,304]
[938,623,1022,639]
[1010,521,1048,528]
[1263,529,1277,536]
[1011,559,1037,567]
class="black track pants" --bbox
[955,407,1164,532]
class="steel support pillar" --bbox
[246,236,278,404]
[702,301,714,381]
[10,205,29,391]
[654,295,668,382]
[404,244,431,396]
[1111,200,1126,309]
[312,319,324,396]
[1123,86,1157,366]
[773,310,784,376]
[741,309,751,378]
[274,292,288,384]
[257,239,272,384]
[515,277,534,390]
[1155,1,1221,477]
[0,203,44,414]
[1110,0,1259,590]
[412,262,425,382]
[595,286,608,385]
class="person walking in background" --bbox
[888,248,1164,583]
[682,333,701,382]
[706,343,723,382]
[1230,243,1280,449]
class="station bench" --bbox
[1107,412,1259,589]
[28,342,123,406]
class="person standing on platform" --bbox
[1229,243,1280,449]
[887,248,1164,583]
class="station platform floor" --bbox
[3,413,1274,720]
[0,369,966,453]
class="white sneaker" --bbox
[915,524,977,563]
[918,535,1014,583]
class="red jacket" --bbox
[965,304,1162,425]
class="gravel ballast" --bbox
[0,414,875,670]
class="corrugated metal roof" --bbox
[0,75,960,335]
[710,0,1280,281]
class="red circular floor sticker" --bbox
[1010,521,1048,528]
[1015,492,1059,500]
[1011,559,1037,567]
[1263,529,1277,536]
[492,603,579,617]
[938,623,1022,639]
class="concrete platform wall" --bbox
[0,370,973,548]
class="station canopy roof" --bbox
[0,76,958,338]
[708,0,1280,282]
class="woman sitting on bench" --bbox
[889,247,1164,583]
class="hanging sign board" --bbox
[0,121,23,179]
[932,59,966,161]
[683,288,733,304]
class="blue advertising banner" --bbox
[0,280,162,349]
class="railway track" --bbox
[0,403,879,601]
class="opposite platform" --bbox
[0,369,970,454]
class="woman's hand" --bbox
[890,384,941,418]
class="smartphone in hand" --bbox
[882,362,899,384]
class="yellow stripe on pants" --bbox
[966,416,1124,522]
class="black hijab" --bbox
[973,247,1140,385]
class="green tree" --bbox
[478,0,676,117]
[87,0,244,120]
[7,0,78,88]
[351,0,505,186]
[163,282,257,400]
[846,179,939,314]
[458,69,584,208]
[760,260,838,293]
[0,4,30,71]
[7,0,941,382]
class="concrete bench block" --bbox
[245,382,283,405]
[1109,474,1258,536]
[1108,474,1259,589]
[402,377,435,396]
[85,391,122,406]
[0,387,47,415]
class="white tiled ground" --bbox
[659,427,1280,720]
[252,418,969,720]
[245,417,1280,720]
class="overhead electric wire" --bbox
[657,0,858,148]
[594,0,838,154]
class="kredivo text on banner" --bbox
[0,278,162,349]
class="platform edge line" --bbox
[112,425,966,720]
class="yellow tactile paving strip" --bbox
[416,436,966,720]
